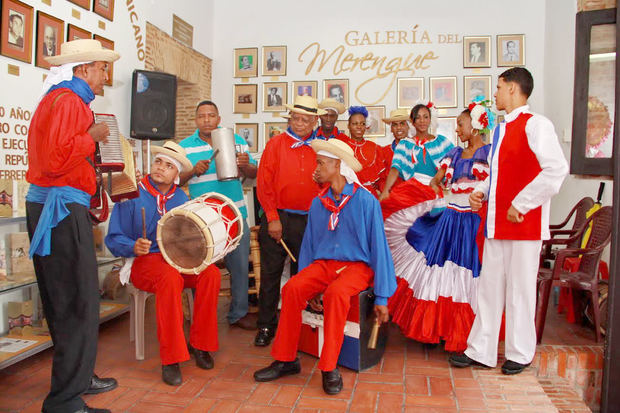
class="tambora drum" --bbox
[157,193,243,274]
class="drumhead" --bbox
[159,214,209,272]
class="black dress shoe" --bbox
[253,358,301,382]
[254,327,275,347]
[162,363,182,386]
[83,375,118,395]
[322,368,343,395]
[501,360,530,375]
[73,406,111,413]
[193,348,214,370]
[449,353,490,368]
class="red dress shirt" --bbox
[337,135,386,196]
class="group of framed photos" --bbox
[462,34,525,68]
[234,46,287,78]
[397,75,493,109]
[232,79,350,114]
[0,0,114,68]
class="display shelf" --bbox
[0,272,37,295]
[0,217,26,226]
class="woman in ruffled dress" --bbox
[385,101,495,352]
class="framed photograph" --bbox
[463,36,491,68]
[235,123,259,153]
[233,84,257,114]
[429,76,458,108]
[234,47,258,78]
[323,79,349,108]
[94,35,114,86]
[365,106,386,138]
[463,75,492,106]
[292,80,318,99]
[336,119,348,133]
[437,117,458,146]
[263,81,287,112]
[67,24,91,41]
[68,0,90,10]
[263,122,288,147]
[35,11,63,70]
[397,77,424,108]
[93,0,114,21]
[497,34,525,67]
[0,0,34,63]
[262,45,286,76]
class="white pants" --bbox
[465,238,542,367]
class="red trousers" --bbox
[271,260,373,371]
[131,253,221,365]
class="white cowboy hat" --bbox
[45,39,120,66]
[311,139,362,172]
[151,141,193,173]
[285,95,327,116]
[318,98,346,115]
[382,108,410,124]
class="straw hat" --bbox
[45,39,120,66]
[151,141,193,173]
[311,139,362,172]
[318,98,346,115]
[285,95,327,116]
[382,108,410,124]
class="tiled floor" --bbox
[0,296,595,412]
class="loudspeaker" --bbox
[130,70,177,140]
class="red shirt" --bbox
[27,88,97,194]
[257,132,321,222]
[316,126,348,141]
[379,141,402,192]
[337,135,386,197]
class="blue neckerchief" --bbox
[286,127,322,148]
[46,76,95,105]
[26,184,91,258]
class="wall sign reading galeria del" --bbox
[298,26,461,105]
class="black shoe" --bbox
[193,348,214,370]
[83,375,118,395]
[161,363,182,386]
[73,406,111,413]
[321,368,343,395]
[449,353,489,368]
[501,360,530,375]
[253,358,301,382]
[254,327,275,347]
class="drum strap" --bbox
[138,175,177,215]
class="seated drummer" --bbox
[253,139,397,395]
[105,141,221,386]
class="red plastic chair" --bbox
[535,206,612,343]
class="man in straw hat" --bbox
[380,108,411,192]
[255,95,327,347]
[26,39,119,413]
[254,139,396,395]
[316,98,348,140]
[106,141,222,386]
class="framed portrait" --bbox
[336,119,348,133]
[0,0,34,63]
[263,122,288,147]
[235,123,259,153]
[262,45,286,76]
[234,47,258,78]
[94,35,114,86]
[35,11,63,70]
[429,76,458,108]
[263,81,287,112]
[292,80,318,99]
[397,77,424,108]
[93,0,114,21]
[323,79,349,108]
[365,106,386,138]
[67,24,91,41]
[437,117,458,146]
[497,34,525,67]
[463,36,491,68]
[68,0,90,10]
[233,84,257,114]
[463,75,492,106]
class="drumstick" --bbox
[368,319,381,350]
[279,239,297,262]
[208,149,220,162]
[335,265,347,274]
[141,207,146,239]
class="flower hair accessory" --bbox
[468,97,496,135]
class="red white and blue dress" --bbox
[385,145,491,352]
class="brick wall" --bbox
[144,22,212,142]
